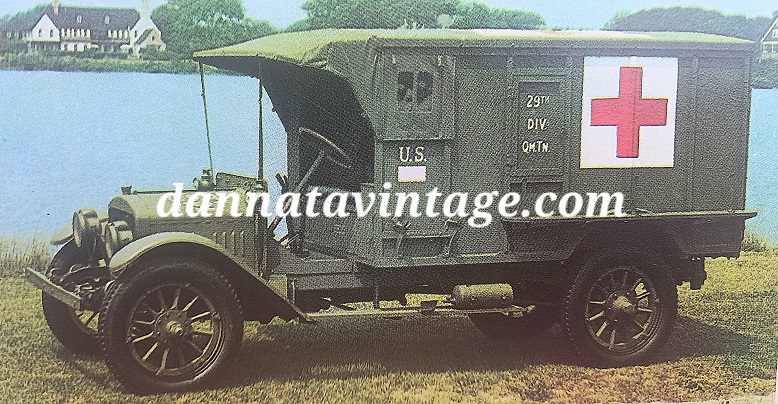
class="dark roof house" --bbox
[0,1,165,53]
[49,6,140,41]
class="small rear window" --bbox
[397,71,434,112]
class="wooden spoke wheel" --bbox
[564,250,677,367]
[99,260,243,394]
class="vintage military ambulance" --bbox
[26,29,756,393]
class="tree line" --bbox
[149,0,274,57]
[288,0,543,31]
[603,7,775,41]
[2,1,776,61]
[152,0,545,56]
[155,2,778,58]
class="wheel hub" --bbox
[605,292,637,322]
[154,310,192,342]
[166,321,184,336]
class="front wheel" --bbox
[42,241,105,356]
[99,260,243,394]
[564,250,677,367]
[42,292,101,355]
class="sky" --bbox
[0,0,776,30]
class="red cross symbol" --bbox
[591,66,668,158]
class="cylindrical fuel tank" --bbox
[451,283,513,309]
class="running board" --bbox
[306,303,526,320]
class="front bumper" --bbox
[25,268,82,310]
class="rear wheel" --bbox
[99,260,243,394]
[469,305,557,339]
[564,250,677,367]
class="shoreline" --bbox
[0,54,231,75]
[0,54,776,85]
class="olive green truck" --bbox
[25,29,756,393]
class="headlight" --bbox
[72,208,100,248]
[103,220,133,259]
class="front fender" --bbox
[51,222,74,246]
[109,232,242,278]
[109,232,310,322]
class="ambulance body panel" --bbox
[196,30,753,269]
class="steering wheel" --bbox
[299,127,353,169]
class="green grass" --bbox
[0,235,51,277]
[0,245,775,403]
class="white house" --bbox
[0,0,165,54]
[761,15,778,56]
[126,0,165,55]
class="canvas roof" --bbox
[194,28,754,76]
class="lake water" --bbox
[0,71,776,242]
[0,70,287,236]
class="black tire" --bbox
[564,250,677,367]
[43,293,101,355]
[41,241,101,356]
[469,305,557,339]
[99,260,243,394]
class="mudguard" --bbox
[109,232,310,323]
[50,222,74,245]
